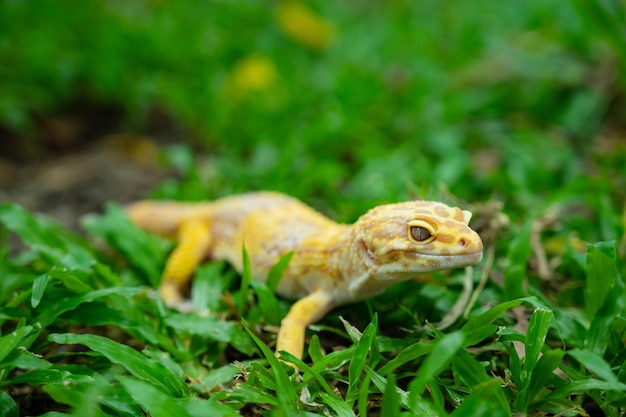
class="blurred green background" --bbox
[1,0,624,220]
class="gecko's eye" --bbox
[410,226,431,242]
[407,220,436,243]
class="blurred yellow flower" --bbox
[276,1,334,50]
[225,55,278,98]
[544,234,587,255]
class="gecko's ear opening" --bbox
[462,210,472,224]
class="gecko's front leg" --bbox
[159,219,211,306]
[276,291,335,360]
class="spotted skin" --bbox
[126,191,483,360]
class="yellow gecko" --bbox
[126,191,483,360]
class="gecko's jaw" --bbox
[370,250,483,278]
[437,251,483,268]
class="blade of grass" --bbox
[34,245,97,276]
[266,251,293,291]
[370,369,441,416]
[584,241,621,355]
[2,348,52,372]
[224,383,279,405]
[118,376,192,417]
[515,307,553,413]
[35,287,142,329]
[527,349,566,410]
[357,367,374,417]
[183,395,240,417]
[31,273,51,308]
[164,313,240,343]
[569,348,623,385]
[48,333,189,398]
[44,264,93,293]
[172,290,256,354]
[0,322,32,364]
[460,324,499,347]
[532,348,626,412]
[377,341,434,375]
[340,316,363,343]
[307,334,323,363]
[540,377,626,407]
[4,368,94,386]
[191,262,226,313]
[277,350,335,396]
[0,390,18,417]
[83,203,171,286]
[370,371,408,408]
[319,392,357,417]
[524,308,553,373]
[503,216,534,300]
[346,314,378,404]
[505,340,522,388]
[241,319,298,412]
[43,384,111,417]
[0,202,89,253]
[238,245,253,317]
[250,280,282,325]
[407,331,464,411]
[307,346,355,375]
[143,347,186,385]
[380,372,400,417]
[585,241,617,317]
[450,395,510,417]
[199,364,241,392]
[451,348,509,413]
[463,296,545,331]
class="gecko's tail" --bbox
[125,200,207,238]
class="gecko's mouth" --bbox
[394,250,483,265]
[402,251,483,267]
[439,250,483,266]
[359,239,377,263]
[367,250,483,277]
[359,239,482,270]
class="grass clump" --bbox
[1,191,625,415]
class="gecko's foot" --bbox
[158,282,185,307]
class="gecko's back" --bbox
[205,192,343,275]
[126,191,301,236]
[126,191,345,284]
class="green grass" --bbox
[1,188,625,416]
[2,0,626,415]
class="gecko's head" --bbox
[353,201,483,279]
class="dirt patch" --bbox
[0,135,171,230]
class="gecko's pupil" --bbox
[410,226,431,242]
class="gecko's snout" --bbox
[456,232,483,257]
